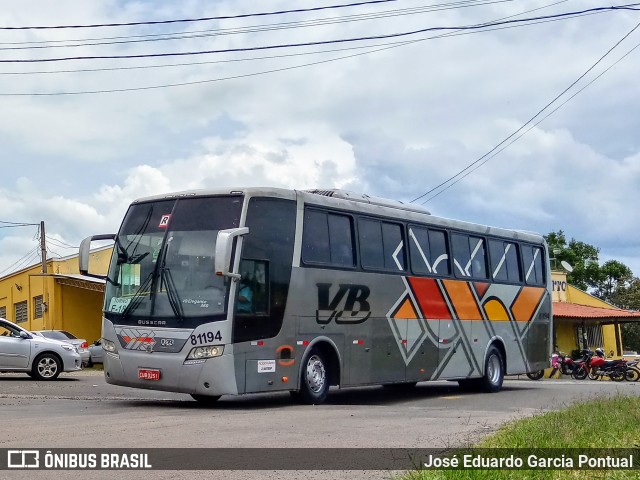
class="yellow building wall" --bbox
[554,322,576,355]
[552,272,621,358]
[51,248,112,276]
[57,285,104,343]
[0,247,112,342]
[0,265,48,329]
[566,286,614,308]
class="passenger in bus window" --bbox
[237,277,254,313]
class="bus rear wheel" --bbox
[295,348,330,405]
[479,346,504,392]
[458,346,504,392]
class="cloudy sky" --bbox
[1,0,639,278]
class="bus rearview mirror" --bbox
[215,228,249,280]
[79,234,116,277]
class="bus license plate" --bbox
[138,369,160,381]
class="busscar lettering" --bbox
[316,283,371,324]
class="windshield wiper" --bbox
[161,267,185,323]
[115,239,150,266]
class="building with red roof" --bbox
[552,272,640,357]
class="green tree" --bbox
[593,260,633,303]
[610,277,640,310]
[547,231,640,353]
[621,323,640,352]
[610,277,640,352]
[544,230,600,291]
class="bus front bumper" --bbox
[103,351,238,397]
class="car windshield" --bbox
[38,331,70,341]
[1,322,22,337]
[104,195,243,327]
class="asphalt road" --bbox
[1,370,638,480]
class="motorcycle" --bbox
[526,351,577,380]
[546,351,576,378]
[589,349,637,382]
[571,349,594,380]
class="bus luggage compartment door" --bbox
[244,359,292,393]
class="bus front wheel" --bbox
[295,348,330,405]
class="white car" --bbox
[32,330,91,367]
[0,318,82,380]
[88,340,104,366]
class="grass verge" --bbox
[404,394,640,480]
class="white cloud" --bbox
[1,0,639,277]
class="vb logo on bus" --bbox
[315,283,371,325]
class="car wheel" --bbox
[296,348,330,405]
[190,394,221,404]
[32,353,62,381]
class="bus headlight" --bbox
[186,345,224,360]
[102,339,117,353]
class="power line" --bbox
[0,220,40,225]
[0,4,601,96]
[0,220,40,229]
[0,0,514,51]
[45,236,79,249]
[413,20,640,204]
[46,247,65,258]
[3,4,637,63]
[0,0,397,30]
[0,41,416,75]
[0,0,571,76]
[425,39,640,203]
[0,245,40,277]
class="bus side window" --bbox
[237,259,268,315]
[302,210,330,264]
[328,214,355,267]
[409,226,450,276]
[429,229,450,275]
[522,245,545,285]
[302,209,355,268]
[452,233,487,279]
[359,218,406,272]
[489,239,521,283]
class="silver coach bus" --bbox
[79,187,552,404]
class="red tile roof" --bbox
[553,302,640,320]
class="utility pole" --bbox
[40,221,47,274]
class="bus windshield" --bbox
[104,195,243,327]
